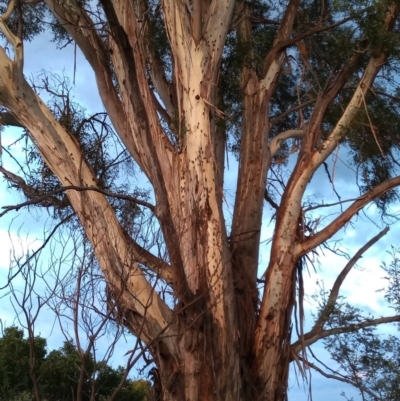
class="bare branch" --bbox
[0,0,23,70]
[264,189,279,210]
[0,56,178,352]
[320,315,400,338]
[304,197,361,212]
[270,99,315,126]
[0,168,173,283]
[297,357,380,401]
[0,182,155,218]
[0,213,73,291]
[298,176,400,256]
[292,227,389,353]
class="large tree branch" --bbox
[0,47,178,351]
[163,0,235,95]
[146,40,176,122]
[251,2,306,395]
[0,0,23,71]
[1,0,14,20]
[232,0,300,281]
[311,51,388,166]
[229,2,301,360]
[292,227,389,354]
[269,5,400,286]
[43,0,146,174]
[264,5,374,71]
[101,0,189,300]
[260,0,300,81]
[135,2,177,122]
[297,176,400,256]
[289,5,398,169]
[252,9,399,397]
[269,129,305,158]
[0,166,174,284]
[344,85,400,104]
[192,0,202,45]
[309,4,400,170]
[161,0,238,299]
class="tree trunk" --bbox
[1,1,400,401]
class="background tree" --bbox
[1,1,400,401]
[0,326,46,401]
[316,247,400,401]
[40,340,94,401]
[0,327,152,401]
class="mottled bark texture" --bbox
[0,1,400,400]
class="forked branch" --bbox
[42,0,143,172]
[0,167,173,284]
[269,129,305,158]
[298,357,380,401]
[0,44,177,350]
[292,227,389,353]
[298,176,400,256]
[0,0,23,70]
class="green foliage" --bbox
[5,73,150,235]
[0,1,47,42]
[146,0,172,78]
[39,340,94,401]
[218,0,400,192]
[324,325,400,401]
[129,380,152,401]
[381,246,400,314]
[0,327,151,401]
[313,249,400,401]
[3,0,400,222]
[0,327,46,401]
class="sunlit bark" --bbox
[0,1,400,400]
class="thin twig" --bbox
[0,184,155,217]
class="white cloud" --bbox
[0,228,44,270]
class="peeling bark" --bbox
[1,1,400,400]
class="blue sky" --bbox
[0,28,399,400]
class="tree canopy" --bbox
[1,1,400,400]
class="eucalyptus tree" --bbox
[1,1,400,401]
